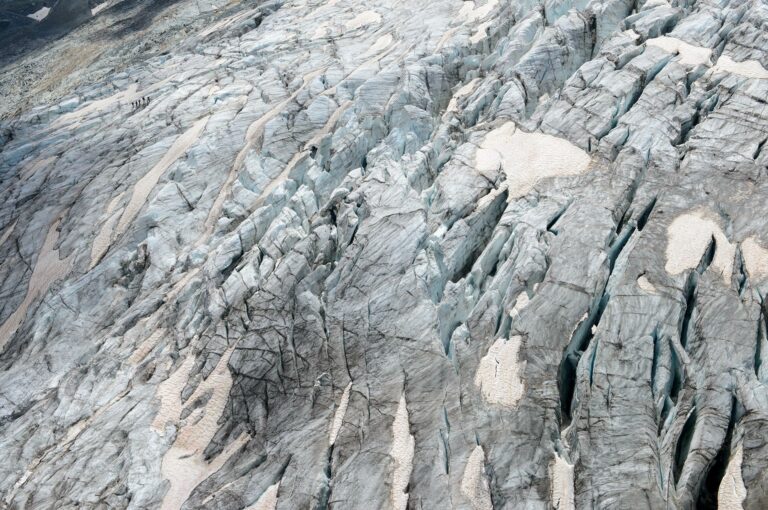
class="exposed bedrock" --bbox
[1,0,768,508]
[43,0,93,30]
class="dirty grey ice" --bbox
[1,0,768,507]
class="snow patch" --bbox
[345,10,381,30]
[476,122,592,199]
[474,336,525,408]
[390,394,415,510]
[0,220,17,249]
[27,7,50,22]
[116,117,209,237]
[53,84,139,128]
[637,274,657,293]
[313,24,332,39]
[665,209,734,283]
[201,69,324,241]
[90,191,125,268]
[0,219,73,352]
[470,21,493,44]
[461,445,493,510]
[307,100,353,147]
[91,2,109,15]
[712,55,768,79]
[245,482,280,510]
[152,356,196,433]
[362,34,394,58]
[510,291,530,318]
[718,445,747,510]
[155,346,247,510]
[130,329,165,365]
[646,37,712,67]
[198,8,257,38]
[550,452,575,510]
[329,382,352,446]
[447,78,481,113]
[458,0,499,22]
[457,1,478,19]
[742,237,768,279]
[641,0,670,8]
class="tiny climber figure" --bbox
[129,97,151,110]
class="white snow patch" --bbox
[458,0,499,22]
[201,69,324,241]
[470,21,493,44]
[457,1,477,19]
[0,219,73,352]
[90,191,125,268]
[329,382,352,446]
[718,445,747,509]
[53,84,139,128]
[152,356,196,433]
[244,482,280,510]
[27,7,50,21]
[474,336,525,408]
[646,37,712,67]
[473,0,499,20]
[105,191,122,215]
[0,220,16,249]
[198,8,257,38]
[6,465,37,504]
[742,237,768,279]
[116,117,209,237]
[345,10,381,30]
[390,394,415,510]
[550,452,575,510]
[510,291,530,319]
[447,78,481,113]
[313,23,332,39]
[641,0,670,9]
[569,313,588,341]
[130,329,165,365]
[206,83,222,99]
[436,26,459,51]
[63,418,90,444]
[476,122,592,199]
[91,2,109,15]
[461,445,493,510]
[155,346,248,510]
[712,55,768,79]
[637,274,657,293]
[362,34,394,58]
[665,209,734,283]
[514,292,530,310]
[307,100,353,147]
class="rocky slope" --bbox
[1,0,768,508]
